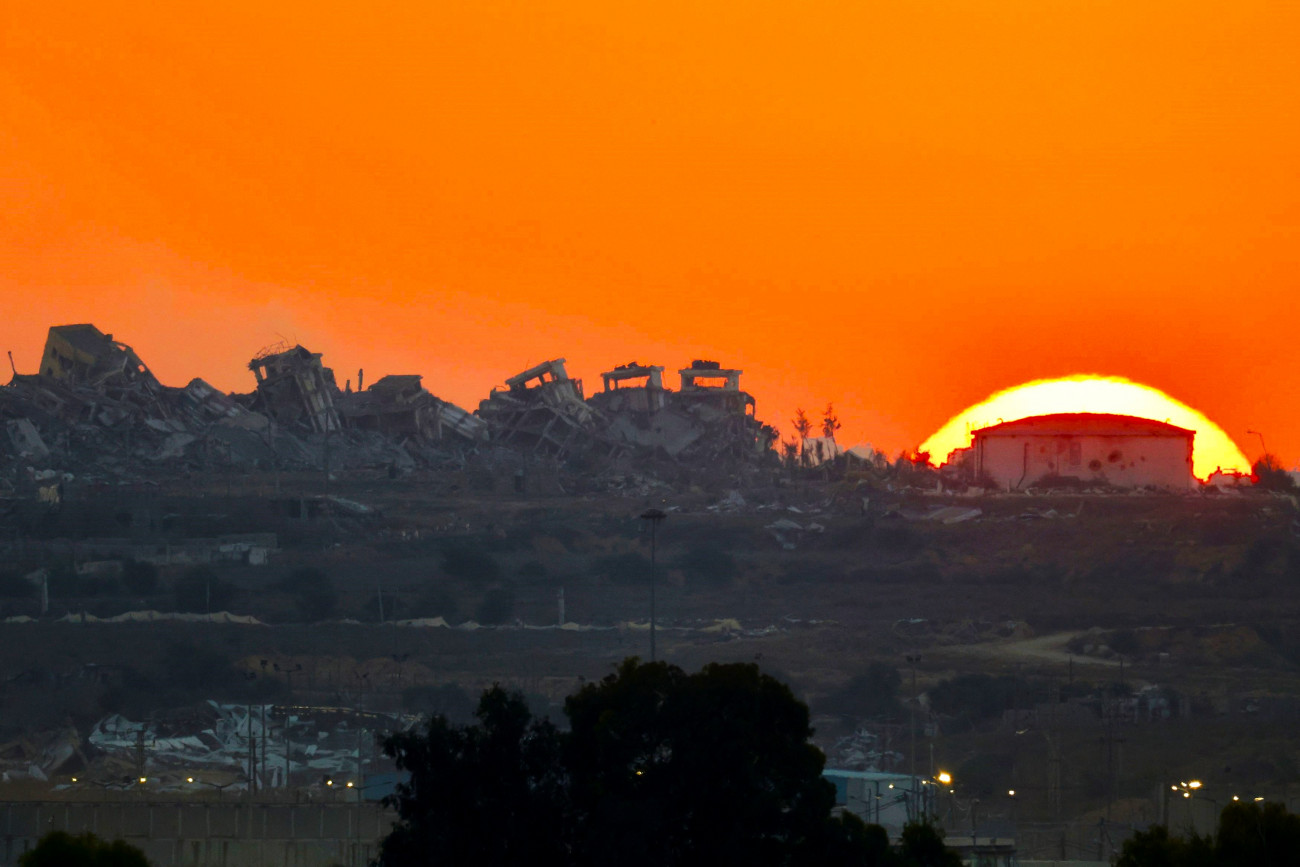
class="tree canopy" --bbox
[19,831,150,867]
[1116,801,1300,867]
[378,658,957,867]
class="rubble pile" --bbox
[589,359,777,462]
[0,326,488,483]
[1,325,782,488]
[83,702,392,790]
[477,359,619,459]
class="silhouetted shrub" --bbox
[174,565,235,612]
[474,587,515,625]
[677,544,738,588]
[441,542,502,581]
[409,584,459,622]
[402,683,475,723]
[872,524,916,556]
[0,571,31,598]
[822,663,903,720]
[518,560,549,581]
[590,552,652,585]
[279,567,337,621]
[121,560,159,595]
[929,674,1045,722]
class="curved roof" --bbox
[973,413,1195,439]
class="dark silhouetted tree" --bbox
[896,822,964,867]
[1253,454,1296,492]
[564,659,855,867]
[19,831,150,867]
[792,408,812,466]
[378,687,568,866]
[821,403,841,440]
[1114,800,1300,867]
[278,567,336,621]
[826,663,903,721]
[378,658,948,867]
[473,587,515,625]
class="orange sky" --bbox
[3,2,1299,463]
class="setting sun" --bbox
[920,376,1249,481]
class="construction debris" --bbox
[1,325,783,494]
[589,359,776,461]
[246,344,340,434]
[336,374,487,446]
[477,359,615,459]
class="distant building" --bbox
[972,413,1195,490]
[823,769,931,834]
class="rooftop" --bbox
[974,413,1195,439]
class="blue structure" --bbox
[822,769,933,833]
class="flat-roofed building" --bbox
[973,413,1195,490]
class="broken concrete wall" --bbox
[336,374,486,446]
[479,359,616,459]
[38,324,160,391]
[247,344,340,434]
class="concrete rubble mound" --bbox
[477,358,618,459]
[83,702,392,790]
[589,359,777,462]
[1,325,781,489]
[0,325,491,483]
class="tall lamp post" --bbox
[640,509,666,662]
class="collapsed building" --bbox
[336,374,486,445]
[477,359,615,459]
[0,326,488,485]
[246,344,340,434]
[587,359,775,460]
[1,325,780,494]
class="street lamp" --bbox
[1246,430,1268,460]
[639,509,666,662]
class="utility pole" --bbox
[247,705,256,796]
[261,704,268,793]
[905,653,922,799]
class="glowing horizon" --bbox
[919,376,1250,481]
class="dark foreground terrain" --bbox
[2,469,1298,859]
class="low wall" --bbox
[0,801,395,867]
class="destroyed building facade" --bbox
[336,374,487,445]
[39,324,159,391]
[247,344,341,434]
[2,323,779,495]
[478,359,613,458]
[585,359,775,460]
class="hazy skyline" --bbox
[4,2,1298,460]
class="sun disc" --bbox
[920,376,1248,481]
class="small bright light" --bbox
[635,770,643,776]
[1183,792,1190,799]
[888,784,895,789]
[1008,790,1015,797]
[139,777,147,784]
[1171,786,1180,791]
[186,777,194,784]
[1188,780,1203,789]
[1233,796,1240,801]
[937,772,952,785]
[346,781,354,788]
[70,777,77,783]
[1255,797,1265,802]
[326,780,333,786]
